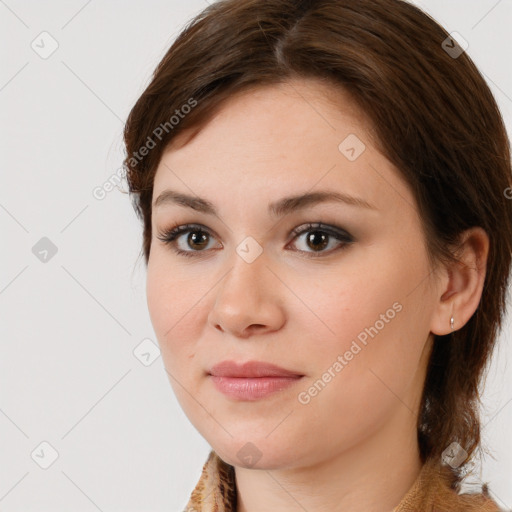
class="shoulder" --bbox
[435,489,503,512]
[395,459,503,512]
[183,450,237,512]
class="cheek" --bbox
[291,256,407,349]
[146,260,173,338]
[146,258,199,363]
[146,260,208,410]
[289,271,425,454]
[291,246,430,393]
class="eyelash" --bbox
[156,222,354,259]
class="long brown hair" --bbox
[123,0,512,487]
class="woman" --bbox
[122,0,512,510]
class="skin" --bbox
[146,78,489,512]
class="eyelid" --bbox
[156,223,222,256]
[156,221,354,257]
[286,222,354,257]
[288,222,352,241]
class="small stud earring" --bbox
[450,316,454,330]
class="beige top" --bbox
[183,450,503,512]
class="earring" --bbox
[450,316,454,330]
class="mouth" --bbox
[208,375,303,401]
[208,359,304,378]
[207,360,304,401]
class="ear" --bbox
[429,227,489,335]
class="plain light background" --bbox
[1,0,511,510]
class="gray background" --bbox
[1,0,511,510]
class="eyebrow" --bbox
[152,189,376,216]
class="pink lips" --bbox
[208,360,304,401]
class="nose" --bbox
[207,247,286,338]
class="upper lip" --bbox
[208,360,303,378]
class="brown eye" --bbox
[156,223,221,257]
[288,223,354,257]
[304,231,329,252]
[157,222,353,259]
[186,231,210,251]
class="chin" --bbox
[212,439,303,470]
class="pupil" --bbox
[308,232,328,251]
[189,231,208,249]
[185,230,329,252]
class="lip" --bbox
[208,360,304,401]
[208,360,303,378]
[209,376,303,401]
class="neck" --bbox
[234,405,423,512]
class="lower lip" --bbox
[209,375,303,400]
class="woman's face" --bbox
[146,79,442,469]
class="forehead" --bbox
[152,79,413,219]
[156,80,365,172]
[165,78,373,153]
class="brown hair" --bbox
[123,0,512,487]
